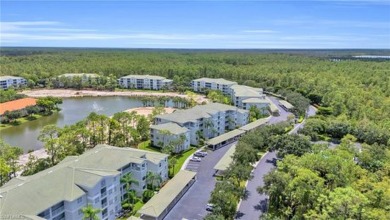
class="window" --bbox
[142,176,146,181]
[143,185,146,189]
[95,197,99,204]
[159,163,161,167]
[78,209,83,215]
[77,197,83,204]
[101,180,106,187]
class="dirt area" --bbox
[21,89,208,104]
[125,107,176,117]
[16,149,49,176]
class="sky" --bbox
[1,0,389,49]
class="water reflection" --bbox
[1,96,143,152]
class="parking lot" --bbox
[185,160,201,172]
[164,143,236,220]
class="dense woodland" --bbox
[1,48,388,130]
[1,48,389,218]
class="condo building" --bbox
[118,75,173,90]
[0,76,27,89]
[191,78,238,95]
[0,145,168,220]
[153,103,249,147]
[150,122,191,153]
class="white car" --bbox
[190,156,202,162]
[194,151,208,157]
[206,203,214,211]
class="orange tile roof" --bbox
[0,98,37,115]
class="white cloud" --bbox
[242,30,277,33]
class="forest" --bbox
[1,48,389,219]
[1,48,388,131]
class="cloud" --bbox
[0,21,60,31]
[272,19,390,29]
[242,30,278,33]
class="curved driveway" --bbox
[236,101,317,220]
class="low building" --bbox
[214,144,236,176]
[0,145,169,220]
[0,76,27,89]
[0,98,37,115]
[150,122,190,153]
[279,100,294,112]
[267,97,280,116]
[191,78,237,95]
[206,129,245,150]
[229,85,265,109]
[138,170,196,220]
[118,75,173,90]
[154,103,249,146]
[238,117,270,133]
[242,98,270,114]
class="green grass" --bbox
[171,147,197,175]
[116,200,144,219]
[138,140,197,176]
[137,140,161,153]
[0,114,43,131]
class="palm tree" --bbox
[169,158,178,176]
[121,172,139,192]
[82,204,101,220]
[146,171,162,191]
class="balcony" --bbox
[51,206,65,217]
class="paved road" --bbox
[236,99,317,219]
[164,142,236,220]
[235,151,277,220]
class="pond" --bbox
[1,96,147,152]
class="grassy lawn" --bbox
[137,140,161,153]
[116,200,144,219]
[133,200,144,216]
[0,114,43,131]
[138,140,197,176]
[171,147,197,175]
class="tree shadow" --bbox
[254,198,269,212]
[266,158,277,166]
[235,211,245,219]
[242,189,250,200]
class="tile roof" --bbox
[155,103,246,124]
[242,97,269,104]
[0,145,168,216]
[192,78,237,85]
[214,145,236,171]
[230,85,264,97]
[150,122,188,135]
[120,75,167,80]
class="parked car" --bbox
[206,203,214,212]
[190,156,202,162]
[194,151,208,157]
